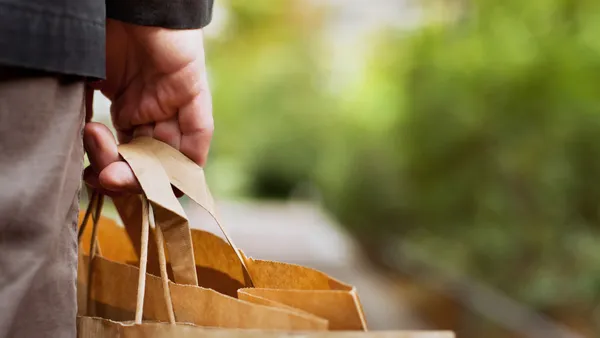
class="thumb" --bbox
[84,122,141,194]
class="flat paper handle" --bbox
[118,141,199,286]
[121,137,254,285]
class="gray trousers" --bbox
[0,67,85,338]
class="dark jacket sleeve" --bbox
[106,0,214,29]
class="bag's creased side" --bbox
[77,316,455,338]
[119,137,369,330]
[78,140,330,331]
[81,252,327,330]
[77,137,454,337]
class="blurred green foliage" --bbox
[207,0,600,329]
[205,0,334,198]
[320,0,600,318]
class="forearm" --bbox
[105,0,214,29]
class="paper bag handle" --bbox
[118,137,254,286]
[80,194,177,324]
[136,196,176,324]
[118,140,199,286]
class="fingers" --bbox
[178,86,213,167]
[113,63,203,131]
[83,122,184,198]
[132,123,154,139]
[154,61,204,115]
[98,162,140,194]
[116,129,133,144]
[83,166,126,197]
[83,122,141,193]
[84,122,119,172]
[111,79,144,132]
[111,77,179,132]
[153,118,181,150]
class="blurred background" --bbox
[91,0,600,337]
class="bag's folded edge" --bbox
[77,316,456,337]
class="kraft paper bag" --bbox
[78,209,364,330]
[77,317,453,338]
[120,137,368,330]
[77,141,327,331]
[77,209,452,338]
[77,137,454,337]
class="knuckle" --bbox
[182,63,204,99]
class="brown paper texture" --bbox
[119,141,198,286]
[79,212,365,330]
[79,254,327,330]
[77,316,454,338]
[78,137,452,337]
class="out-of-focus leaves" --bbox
[318,0,600,318]
[205,0,332,198]
[205,0,600,333]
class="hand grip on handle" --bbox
[82,137,252,323]
[117,137,253,286]
[127,137,252,282]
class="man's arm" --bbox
[84,0,215,194]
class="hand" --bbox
[84,19,213,194]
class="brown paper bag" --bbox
[77,137,454,337]
[79,212,364,330]
[77,195,452,338]
[77,317,453,338]
[77,142,328,331]
[120,137,368,330]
